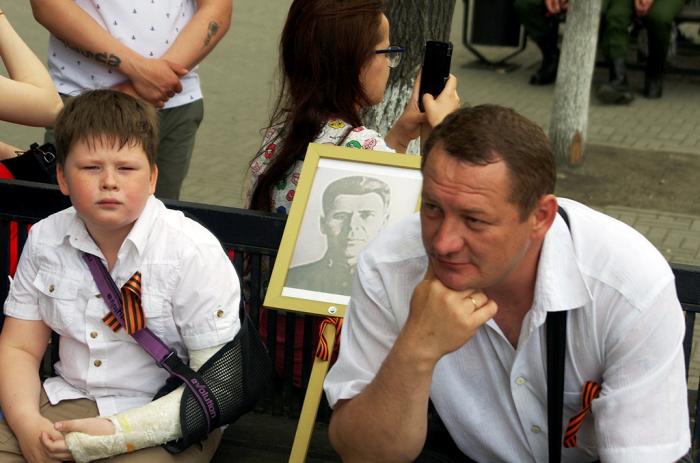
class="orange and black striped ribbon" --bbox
[102,271,145,334]
[315,317,343,361]
[563,381,601,448]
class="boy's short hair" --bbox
[54,90,159,167]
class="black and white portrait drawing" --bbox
[282,157,422,305]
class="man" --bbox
[597,0,685,103]
[285,175,390,297]
[29,0,233,199]
[324,105,689,462]
[514,0,563,85]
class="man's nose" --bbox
[431,216,463,256]
[349,213,365,231]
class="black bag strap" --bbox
[547,205,570,463]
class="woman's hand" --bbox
[386,74,426,152]
[422,74,460,128]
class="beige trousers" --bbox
[0,390,222,462]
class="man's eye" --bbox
[82,166,99,170]
[332,213,350,221]
[118,166,135,171]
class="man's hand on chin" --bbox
[403,263,497,364]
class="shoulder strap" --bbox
[82,253,221,432]
[547,205,570,463]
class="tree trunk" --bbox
[548,0,602,166]
[364,0,456,153]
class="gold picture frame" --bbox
[264,143,423,318]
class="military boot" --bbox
[597,59,635,104]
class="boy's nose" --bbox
[100,169,118,190]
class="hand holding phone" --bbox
[418,41,453,112]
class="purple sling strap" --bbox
[82,253,218,432]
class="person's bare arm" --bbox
[29,0,187,107]
[0,12,62,127]
[0,317,67,462]
[161,0,232,71]
[328,267,496,462]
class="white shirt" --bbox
[4,196,240,416]
[47,0,201,109]
[324,198,690,463]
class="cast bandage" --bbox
[65,346,220,463]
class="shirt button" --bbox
[216,310,224,318]
[515,376,527,385]
[531,425,541,434]
[90,331,98,339]
[48,284,55,293]
[94,360,102,367]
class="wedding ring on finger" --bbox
[470,295,479,310]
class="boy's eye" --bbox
[82,165,99,170]
[118,166,136,171]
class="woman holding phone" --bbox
[246,0,459,214]
[0,8,63,160]
[245,0,459,386]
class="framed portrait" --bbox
[264,143,423,317]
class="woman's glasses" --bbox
[375,46,404,68]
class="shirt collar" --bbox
[530,211,592,326]
[64,195,162,257]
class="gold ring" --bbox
[470,295,478,309]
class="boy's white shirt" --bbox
[3,195,241,416]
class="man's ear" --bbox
[319,214,329,236]
[530,194,558,240]
[56,164,70,196]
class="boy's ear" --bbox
[149,165,158,195]
[56,164,70,197]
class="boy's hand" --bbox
[54,417,115,436]
[403,264,497,364]
[15,415,65,463]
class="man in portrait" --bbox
[285,175,391,296]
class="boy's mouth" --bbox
[97,199,121,206]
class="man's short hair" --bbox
[423,105,556,219]
[54,89,159,167]
[321,176,391,216]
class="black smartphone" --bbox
[418,41,453,112]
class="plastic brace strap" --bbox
[82,253,220,432]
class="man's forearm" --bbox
[329,334,437,462]
[29,0,141,77]
[161,0,232,70]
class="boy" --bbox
[0,90,241,462]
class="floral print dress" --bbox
[246,119,394,215]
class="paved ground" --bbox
[1,1,699,461]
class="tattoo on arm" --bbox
[204,21,220,47]
[61,40,121,68]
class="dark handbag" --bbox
[0,142,57,184]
